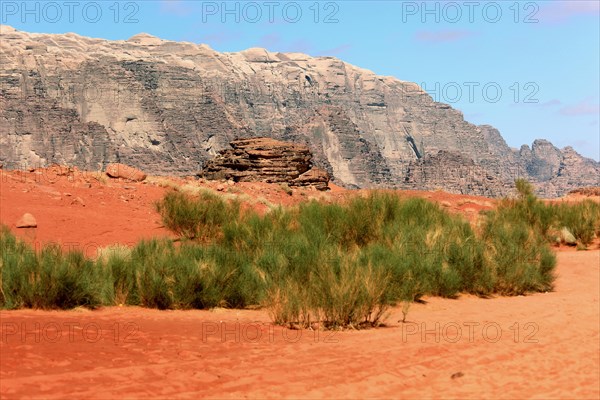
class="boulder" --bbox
[16,213,37,228]
[291,168,330,191]
[560,227,577,246]
[71,197,85,207]
[105,163,147,182]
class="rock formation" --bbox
[199,138,330,191]
[105,163,147,182]
[0,25,597,197]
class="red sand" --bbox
[1,168,599,399]
[1,250,598,399]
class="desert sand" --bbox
[1,168,598,399]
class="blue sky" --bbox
[2,0,599,160]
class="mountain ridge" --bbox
[1,25,597,197]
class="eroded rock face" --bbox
[199,138,330,191]
[403,151,507,197]
[0,26,598,197]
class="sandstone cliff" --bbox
[1,25,597,197]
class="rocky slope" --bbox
[0,25,597,197]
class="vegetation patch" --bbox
[2,181,597,329]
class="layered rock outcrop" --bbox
[199,138,330,191]
[0,26,597,197]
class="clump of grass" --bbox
[482,215,556,295]
[242,193,496,327]
[477,179,557,294]
[491,179,600,249]
[553,200,600,248]
[261,245,394,329]
[95,239,261,310]
[96,244,131,262]
[1,226,104,309]
[99,247,135,306]
[313,254,393,329]
[155,190,240,241]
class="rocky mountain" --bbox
[1,25,597,197]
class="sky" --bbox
[2,0,599,160]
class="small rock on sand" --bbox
[16,213,37,228]
[560,227,577,246]
[71,197,85,207]
[451,372,464,379]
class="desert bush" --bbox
[155,190,240,241]
[311,253,392,329]
[264,278,313,328]
[482,184,558,296]
[482,216,556,295]
[553,200,600,247]
[259,244,394,329]
[99,250,136,306]
[96,244,131,262]
[187,244,259,308]
[100,239,260,310]
[127,239,177,309]
[496,179,600,248]
[1,226,104,309]
[494,179,556,238]
[477,180,558,294]
[254,194,492,327]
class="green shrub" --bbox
[100,250,137,306]
[189,245,259,308]
[155,190,240,241]
[254,194,493,327]
[260,245,393,329]
[98,239,260,310]
[554,200,600,247]
[499,179,600,248]
[497,179,556,238]
[311,253,392,329]
[483,217,556,295]
[482,183,558,295]
[1,227,104,309]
